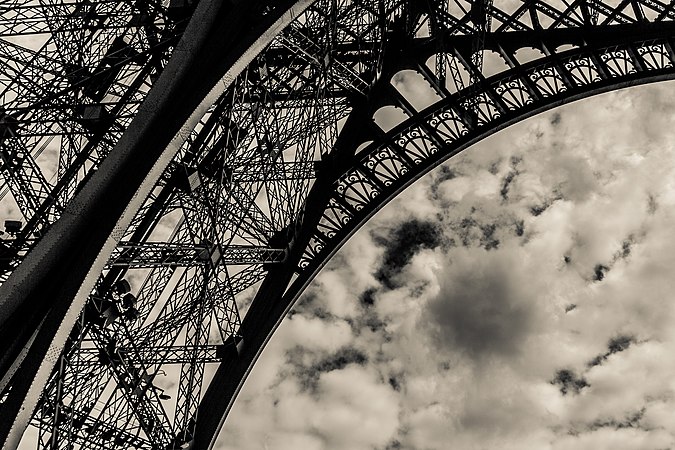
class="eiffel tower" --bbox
[0,0,673,448]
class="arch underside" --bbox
[2,1,675,449]
[195,15,675,450]
[191,17,675,448]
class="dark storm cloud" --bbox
[430,166,460,201]
[384,440,402,449]
[360,287,376,307]
[291,291,334,321]
[388,375,402,392]
[500,170,518,200]
[479,223,499,250]
[588,335,635,367]
[618,238,632,259]
[499,157,522,201]
[514,219,525,237]
[435,165,459,183]
[425,252,538,360]
[361,310,387,333]
[352,287,387,333]
[593,264,609,282]
[585,234,640,282]
[374,219,442,289]
[587,408,645,431]
[550,112,562,126]
[607,335,635,354]
[313,346,368,372]
[288,345,369,392]
[530,197,556,216]
[613,234,644,264]
[551,369,589,395]
[454,216,501,249]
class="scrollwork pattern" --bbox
[298,256,310,269]
[337,169,380,211]
[638,43,674,70]
[299,239,324,268]
[530,67,568,96]
[317,198,352,238]
[470,93,502,125]
[601,49,637,76]
[399,128,439,164]
[367,147,409,187]
[430,109,469,143]
[495,79,533,109]
[564,57,602,85]
[308,236,325,255]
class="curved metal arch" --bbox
[300,40,675,276]
[192,22,675,450]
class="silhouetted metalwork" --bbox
[0,1,674,449]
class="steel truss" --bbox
[1,1,675,449]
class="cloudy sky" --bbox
[216,80,675,450]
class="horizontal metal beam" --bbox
[70,345,224,365]
[31,406,153,450]
[107,242,286,268]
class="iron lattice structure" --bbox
[0,0,674,448]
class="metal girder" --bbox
[3,1,675,450]
[107,242,286,268]
[0,0,169,37]
[31,407,154,450]
[70,345,223,366]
